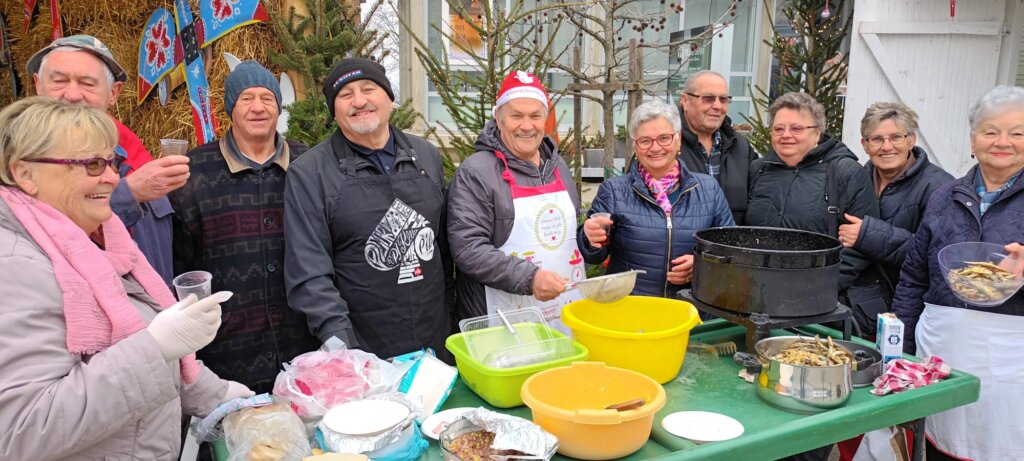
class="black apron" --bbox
[327,129,450,360]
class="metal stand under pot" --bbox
[678,289,852,352]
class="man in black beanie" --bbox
[283,58,454,362]
[169,60,319,394]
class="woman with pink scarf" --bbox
[0,97,252,460]
[579,100,734,298]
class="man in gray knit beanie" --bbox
[168,59,320,404]
[224,61,282,116]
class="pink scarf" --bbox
[0,186,200,383]
[639,162,680,215]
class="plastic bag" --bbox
[273,338,410,419]
[224,403,311,461]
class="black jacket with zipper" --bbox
[678,111,759,225]
[747,133,881,322]
[854,147,954,296]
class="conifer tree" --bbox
[743,0,850,154]
[270,0,418,146]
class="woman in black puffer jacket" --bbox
[578,100,734,298]
[746,92,881,336]
[835,102,954,330]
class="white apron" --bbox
[484,151,585,334]
[916,302,1024,461]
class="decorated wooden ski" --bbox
[23,0,61,39]
[22,0,36,31]
[138,0,268,105]
[48,0,61,39]
[172,0,216,144]
[137,0,269,143]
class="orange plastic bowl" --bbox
[520,362,667,460]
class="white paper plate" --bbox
[420,407,475,440]
[661,411,744,444]
[323,400,411,436]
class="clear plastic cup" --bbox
[592,212,612,236]
[160,138,189,157]
[173,270,212,300]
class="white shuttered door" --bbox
[843,0,1024,178]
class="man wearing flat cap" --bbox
[446,70,583,330]
[170,61,319,392]
[284,58,453,361]
[29,34,190,286]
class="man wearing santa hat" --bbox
[447,70,584,331]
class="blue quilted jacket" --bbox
[578,160,735,297]
[892,164,1024,353]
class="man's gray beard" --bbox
[349,117,382,134]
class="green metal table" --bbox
[419,319,980,461]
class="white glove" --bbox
[147,291,232,361]
[222,380,255,403]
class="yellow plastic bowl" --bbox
[521,362,667,460]
[562,296,701,384]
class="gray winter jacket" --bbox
[447,121,581,319]
[0,199,227,461]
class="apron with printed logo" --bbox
[484,151,585,334]
[917,303,1024,461]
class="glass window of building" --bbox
[423,0,760,129]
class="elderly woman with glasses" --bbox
[0,97,252,460]
[891,86,1024,461]
[579,100,734,297]
[830,102,955,333]
[746,92,880,323]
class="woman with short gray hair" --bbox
[747,91,876,237]
[746,91,880,334]
[578,100,733,297]
[627,100,682,139]
[892,85,1024,461]
[833,101,953,330]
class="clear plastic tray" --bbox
[458,308,572,368]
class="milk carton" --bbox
[876,313,904,365]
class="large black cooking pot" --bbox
[692,227,842,317]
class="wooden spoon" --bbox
[605,398,646,411]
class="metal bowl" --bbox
[754,337,853,414]
[831,339,883,388]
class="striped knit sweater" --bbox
[170,134,320,393]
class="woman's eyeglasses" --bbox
[771,125,818,136]
[634,133,677,150]
[25,156,123,176]
[865,133,910,147]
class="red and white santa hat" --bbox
[493,70,550,117]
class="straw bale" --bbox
[0,0,289,155]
